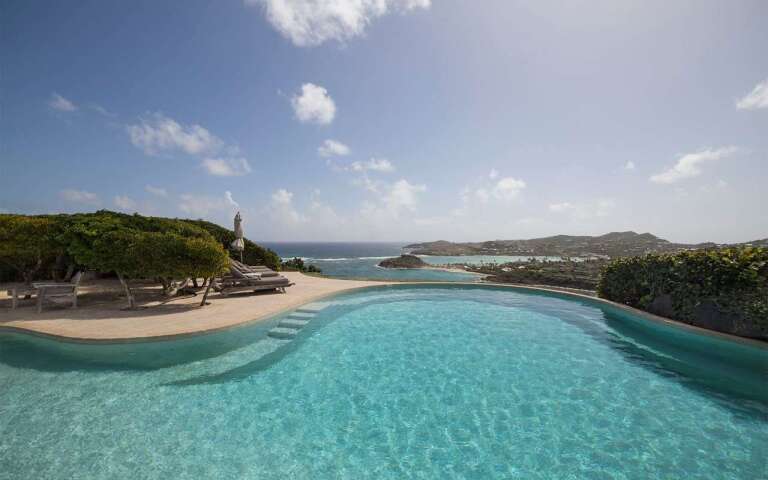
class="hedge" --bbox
[0,210,277,284]
[0,215,58,283]
[597,247,768,339]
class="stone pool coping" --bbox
[0,273,765,350]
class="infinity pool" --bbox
[1,286,766,479]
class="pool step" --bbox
[167,305,325,382]
[278,318,310,329]
[297,302,330,313]
[267,327,299,339]
[287,311,315,319]
[165,336,290,383]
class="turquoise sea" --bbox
[262,242,562,281]
[1,285,766,479]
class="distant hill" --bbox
[743,238,768,247]
[405,232,763,258]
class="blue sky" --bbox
[1,0,766,243]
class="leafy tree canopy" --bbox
[0,211,279,282]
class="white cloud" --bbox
[127,113,223,156]
[318,139,350,157]
[459,173,526,208]
[594,199,616,217]
[270,189,306,224]
[624,160,636,170]
[451,187,472,216]
[475,188,490,204]
[352,177,427,223]
[650,146,739,184]
[90,104,116,118]
[549,202,575,213]
[271,189,293,205]
[736,78,768,110]
[492,177,526,201]
[384,179,426,213]
[145,185,168,197]
[352,175,381,193]
[114,195,137,211]
[291,83,336,124]
[49,93,76,112]
[308,199,345,226]
[350,158,394,173]
[225,191,239,208]
[178,192,238,217]
[248,0,431,47]
[259,190,349,239]
[60,189,99,205]
[201,157,252,176]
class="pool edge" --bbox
[1,281,765,350]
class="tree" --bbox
[0,215,58,284]
[185,219,282,270]
[90,230,229,308]
[0,211,251,308]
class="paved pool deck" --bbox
[0,273,394,342]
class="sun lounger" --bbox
[230,259,280,277]
[213,261,293,296]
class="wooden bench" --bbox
[6,286,36,309]
[32,271,83,313]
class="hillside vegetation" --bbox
[378,255,428,269]
[597,247,768,340]
[475,259,606,291]
[407,232,766,258]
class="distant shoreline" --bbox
[422,265,487,276]
[375,262,487,277]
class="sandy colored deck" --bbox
[0,273,394,342]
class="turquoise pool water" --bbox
[1,286,766,479]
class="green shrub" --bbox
[0,211,271,282]
[0,215,59,283]
[184,219,281,270]
[597,247,768,338]
[281,257,322,273]
[91,230,229,281]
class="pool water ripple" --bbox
[0,286,766,479]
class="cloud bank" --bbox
[202,157,253,177]
[248,0,431,47]
[127,113,222,156]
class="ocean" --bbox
[260,242,560,282]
